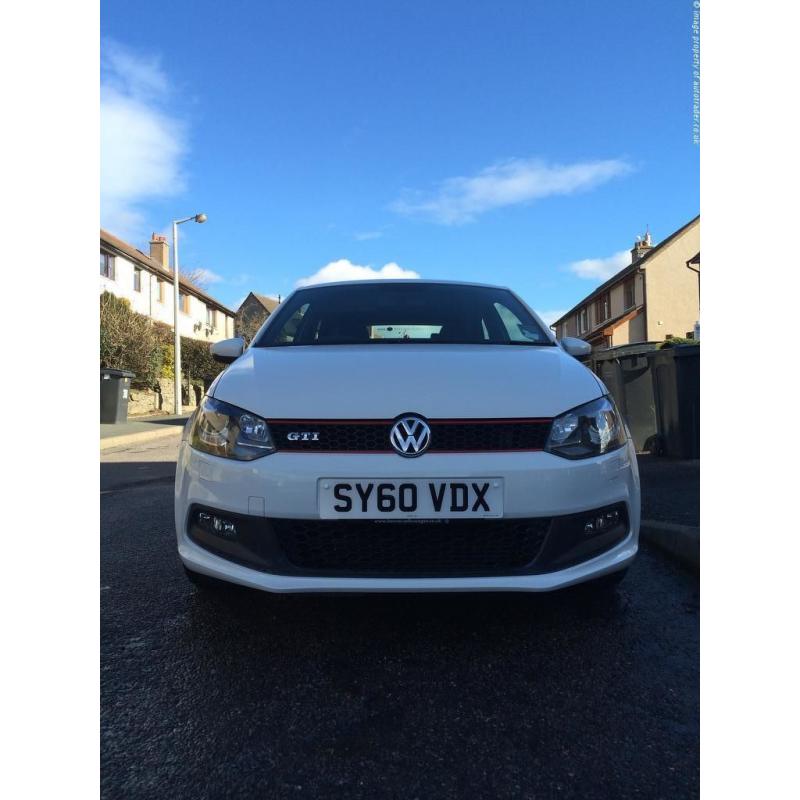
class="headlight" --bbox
[546,396,626,459]
[188,396,275,460]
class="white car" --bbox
[175,280,640,594]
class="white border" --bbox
[5,0,800,796]
[2,1,98,797]
[703,0,800,796]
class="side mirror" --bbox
[559,337,592,358]
[210,337,245,364]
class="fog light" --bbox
[197,511,237,538]
[214,517,236,536]
[583,506,624,536]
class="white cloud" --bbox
[566,249,631,281]
[391,157,633,225]
[100,40,187,240]
[354,230,383,241]
[537,309,568,328]
[296,259,420,287]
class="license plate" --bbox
[318,479,504,519]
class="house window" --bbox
[206,307,215,328]
[157,279,165,303]
[578,307,589,334]
[179,292,190,313]
[100,251,115,279]
[594,293,611,324]
[624,277,635,309]
[133,268,142,292]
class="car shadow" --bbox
[183,573,632,652]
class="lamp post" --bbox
[172,213,208,414]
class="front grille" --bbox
[269,419,552,453]
[271,517,551,576]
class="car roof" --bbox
[294,278,511,291]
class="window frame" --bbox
[133,267,142,293]
[100,250,115,280]
[594,292,611,324]
[577,307,588,334]
[623,277,636,310]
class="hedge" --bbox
[658,336,700,349]
[100,291,225,388]
[100,292,163,387]
[152,320,225,385]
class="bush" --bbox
[100,291,226,389]
[159,342,175,380]
[659,336,699,349]
[100,292,163,387]
[182,337,224,385]
[152,321,225,386]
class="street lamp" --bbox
[172,213,207,414]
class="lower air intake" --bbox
[271,517,551,576]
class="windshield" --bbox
[253,283,554,347]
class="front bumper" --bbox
[175,440,640,593]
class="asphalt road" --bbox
[101,441,699,799]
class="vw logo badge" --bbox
[390,415,431,457]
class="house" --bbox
[100,229,236,341]
[552,215,700,349]
[236,291,281,342]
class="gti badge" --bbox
[287,431,320,441]
[390,415,431,457]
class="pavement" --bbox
[100,413,192,450]
[101,438,699,799]
[637,456,699,527]
[636,455,700,570]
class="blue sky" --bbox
[100,0,699,322]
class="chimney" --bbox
[630,228,653,263]
[149,233,169,268]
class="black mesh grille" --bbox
[272,517,551,575]
[269,419,552,452]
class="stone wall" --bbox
[128,379,204,416]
